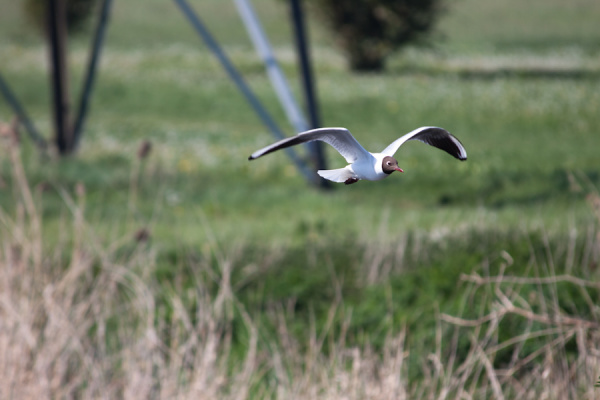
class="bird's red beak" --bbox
[395,167,404,173]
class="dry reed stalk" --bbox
[440,263,600,399]
[1,117,599,399]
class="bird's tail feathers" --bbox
[317,167,355,183]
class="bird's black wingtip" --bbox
[248,155,254,161]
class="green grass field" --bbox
[1,0,600,397]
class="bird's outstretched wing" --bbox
[249,127,371,163]
[381,127,467,161]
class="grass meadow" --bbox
[1,0,600,398]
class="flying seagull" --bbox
[248,126,467,185]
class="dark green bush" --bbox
[24,0,99,35]
[309,0,446,71]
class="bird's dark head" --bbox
[382,156,404,174]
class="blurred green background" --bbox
[1,0,599,387]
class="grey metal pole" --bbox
[0,72,47,149]
[235,0,309,134]
[289,0,329,188]
[174,0,316,183]
[73,0,114,149]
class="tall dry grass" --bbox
[1,119,599,399]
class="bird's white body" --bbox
[249,126,467,184]
[318,153,388,183]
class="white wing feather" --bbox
[249,127,371,163]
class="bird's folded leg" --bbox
[344,177,359,185]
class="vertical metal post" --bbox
[289,0,329,188]
[47,0,73,154]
